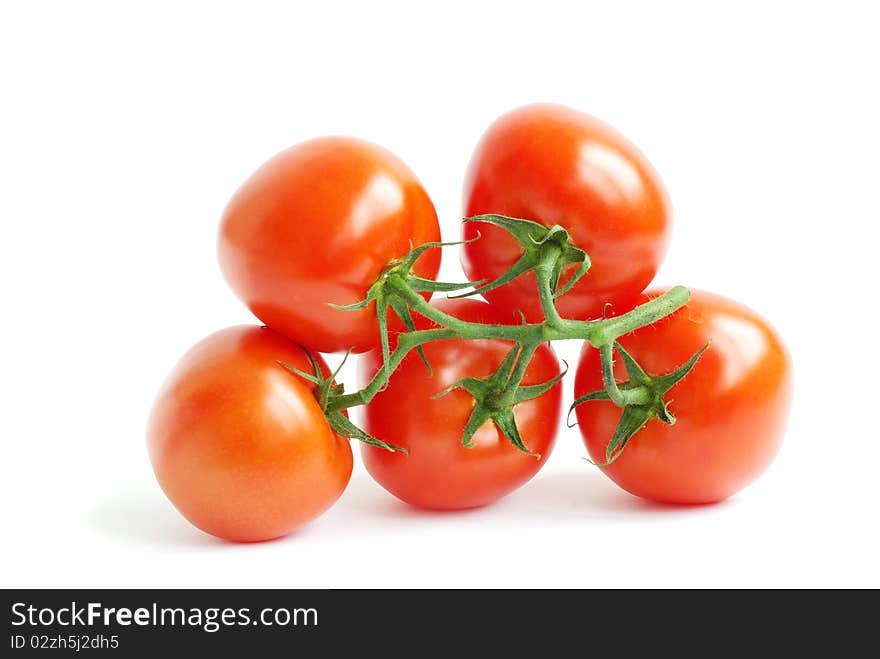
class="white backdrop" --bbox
[2,1,877,588]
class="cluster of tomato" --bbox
[148,104,792,542]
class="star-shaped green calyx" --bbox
[327,238,486,386]
[278,350,406,453]
[569,342,710,465]
[434,344,567,457]
[456,214,591,300]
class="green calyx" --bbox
[433,343,566,457]
[569,342,710,465]
[279,351,407,453]
[456,215,590,302]
[329,237,485,386]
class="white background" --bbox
[2,1,877,588]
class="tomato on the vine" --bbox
[462,103,671,322]
[360,299,562,510]
[574,289,792,504]
[147,325,352,542]
[218,137,441,353]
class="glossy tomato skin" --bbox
[574,289,792,504]
[462,104,671,322]
[360,299,561,510]
[147,326,352,542]
[219,137,441,353]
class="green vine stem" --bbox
[307,215,703,457]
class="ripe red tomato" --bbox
[574,289,792,504]
[360,299,562,509]
[462,104,671,322]
[218,137,441,353]
[147,325,352,542]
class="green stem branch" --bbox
[586,286,689,347]
[599,343,626,406]
[325,263,689,418]
[535,258,565,329]
[307,218,700,458]
[499,342,538,406]
[326,327,457,411]
[328,286,690,413]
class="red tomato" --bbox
[218,137,441,353]
[574,289,792,504]
[462,104,671,321]
[147,326,352,542]
[360,299,562,509]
